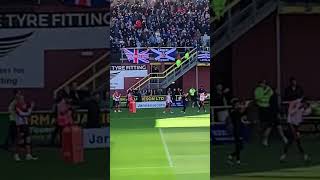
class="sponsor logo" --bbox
[0,12,109,28]
[0,32,33,58]
[83,128,110,148]
[136,101,166,109]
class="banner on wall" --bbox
[150,48,176,62]
[110,65,148,90]
[83,127,109,148]
[0,110,109,146]
[136,101,166,109]
[0,12,108,88]
[198,51,210,62]
[211,122,249,144]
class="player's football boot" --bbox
[304,154,311,162]
[236,160,241,165]
[14,154,21,161]
[280,154,287,163]
[26,154,38,160]
[262,139,269,147]
[227,155,234,165]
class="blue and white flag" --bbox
[150,48,176,62]
[198,51,210,62]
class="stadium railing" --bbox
[54,51,110,98]
[212,0,278,54]
[211,102,320,134]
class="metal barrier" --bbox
[211,102,320,125]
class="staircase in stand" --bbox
[129,48,199,91]
[212,0,278,55]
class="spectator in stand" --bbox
[167,88,172,95]
[111,0,210,51]
[284,77,304,102]
[177,88,183,96]
[152,66,159,73]
[136,90,142,102]
[213,84,231,122]
[77,86,91,104]
[86,93,101,128]
[60,85,72,102]
[70,82,80,105]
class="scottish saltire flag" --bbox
[150,48,176,61]
[123,48,150,64]
[63,0,108,7]
[198,51,210,62]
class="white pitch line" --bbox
[111,166,169,170]
[159,128,174,168]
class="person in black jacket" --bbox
[227,98,249,165]
[181,92,188,113]
[86,93,101,128]
[284,77,304,101]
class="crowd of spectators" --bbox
[111,0,210,51]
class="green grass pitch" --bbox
[110,107,210,180]
[0,148,108,180]
[212,136,320,180]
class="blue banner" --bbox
[198,51,210,62]
[150,48,176,62]
[211,123,250,144]
[171,100,184,107]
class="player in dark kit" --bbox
[227,98,250,165]
[181,92,188,113]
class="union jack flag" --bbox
[123,48,150,64]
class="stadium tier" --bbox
[111,0,210,51]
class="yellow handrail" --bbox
[78,64,109,89]
[129,48,198,90]
[54,51,109,96]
